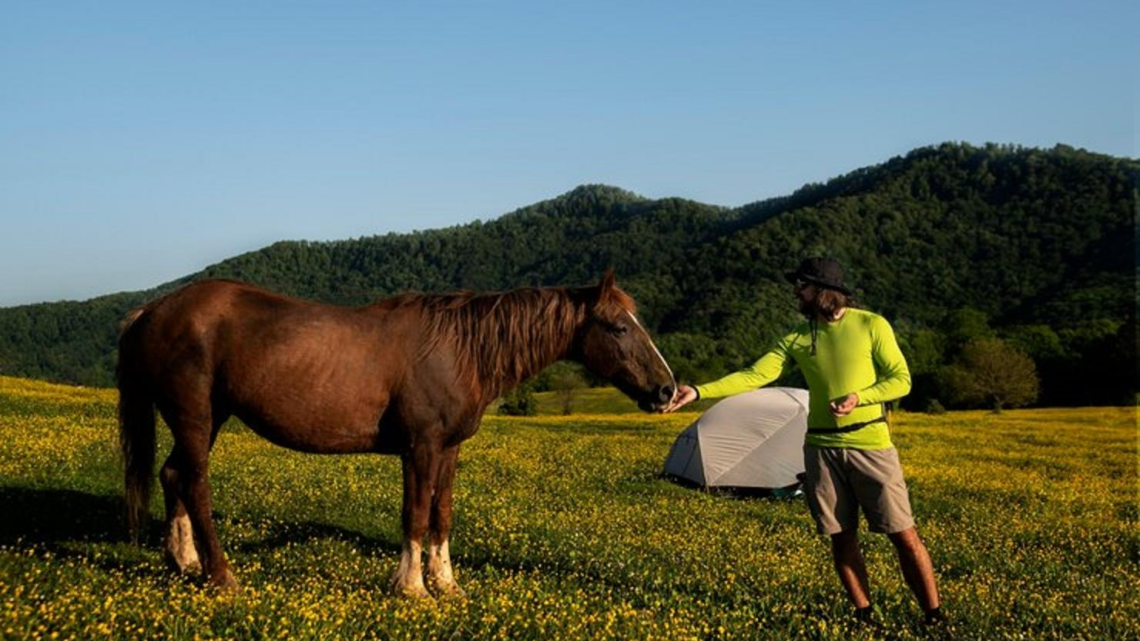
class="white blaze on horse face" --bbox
[164,513,201,573]
[626,311,676,398]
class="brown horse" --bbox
[118,272,675,596]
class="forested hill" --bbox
[1,142,1135,407]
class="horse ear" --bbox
[592,268,620,307]
[599,270,617,293]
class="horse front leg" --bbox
[426,445,463,597]
[390,446,437,598]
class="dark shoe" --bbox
[854,605,881,630]
[921,607,957,639]
[923,607,947,626]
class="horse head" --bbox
[571,271,677,413]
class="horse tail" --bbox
[118,303,156,543]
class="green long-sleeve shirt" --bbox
[695,308,911,450]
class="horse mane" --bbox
[407,284,637,399]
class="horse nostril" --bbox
[658,385,674,403]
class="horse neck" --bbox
[467,288,587,399]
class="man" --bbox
[666,257,944,626]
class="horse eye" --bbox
[608,323,629,336]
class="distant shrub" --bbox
[498,381,537,416]
[925,399,946,414]
[544,362,586,415]
[941,338,1039,412]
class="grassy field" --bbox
[0,376,1136,640]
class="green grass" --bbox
[0,376,1136,640]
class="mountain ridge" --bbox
[1,141,1134,408]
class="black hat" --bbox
[784,257,853,296]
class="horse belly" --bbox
[222,362,390,454]
[213,310,410,453]
[235,401,384,454]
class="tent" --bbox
[663,387,810,494]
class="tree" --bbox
[545,362,587,415]
[901,327,948,375]
[656,333,725,384]
[941,338,1039,411]
[897,326,947,411]
[942,308,995,353]
[1003,324,1066,362]
[497,380,537,416]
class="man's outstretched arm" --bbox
[666,340,791,412]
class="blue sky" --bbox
[1,1,1134,306]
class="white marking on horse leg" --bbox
[427,538,465,597]
[163,513,201,574]
[389,540,430,598]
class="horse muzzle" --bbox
[638,384,675,413]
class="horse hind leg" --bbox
[160,450,201,574]
[160,409,231,575]
[161,404,236,589]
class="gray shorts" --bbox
[803,445,915,535]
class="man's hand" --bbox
[829,392,859,417]
[664,385,699,413]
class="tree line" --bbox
[0,142,1134,410]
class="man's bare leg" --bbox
[831,530,871,609]
[887,526,940,613]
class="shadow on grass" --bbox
[0,485,159,547]
[0,485,177,577]
[235,519,403,558]
[0,485,408,552]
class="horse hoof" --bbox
[428,581,467,599]
[389,573,432,599]
[393,584,433,599]
[209,569,240,593]
[164,553,202,575]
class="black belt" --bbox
[808,411,888,434]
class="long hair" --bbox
[802,287,858,355]
[410,287,601,399]
[809,288,857,321]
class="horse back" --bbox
[121,280,424,453]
